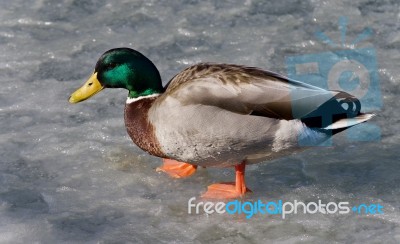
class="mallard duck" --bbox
[69,48,374,199]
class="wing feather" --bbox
[161,63,359,122]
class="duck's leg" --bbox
[156,158,197,178]
[201,161,251,199]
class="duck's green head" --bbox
[69,48,163,103]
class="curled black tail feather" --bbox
[334,91,361,117]
[300,91,362,129]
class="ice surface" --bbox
[0,0,399,243]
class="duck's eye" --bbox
[108,63,117,69]
[88,82,93,86]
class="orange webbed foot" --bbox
[201,182,252,199]
[156,158,197,178]
[201,161,252,199]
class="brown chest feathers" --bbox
[124,97,166,158]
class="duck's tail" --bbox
[323,113,375,130]
[300,91,375,135]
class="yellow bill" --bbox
[69,72,104,104]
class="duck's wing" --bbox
[163,63,363,124]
